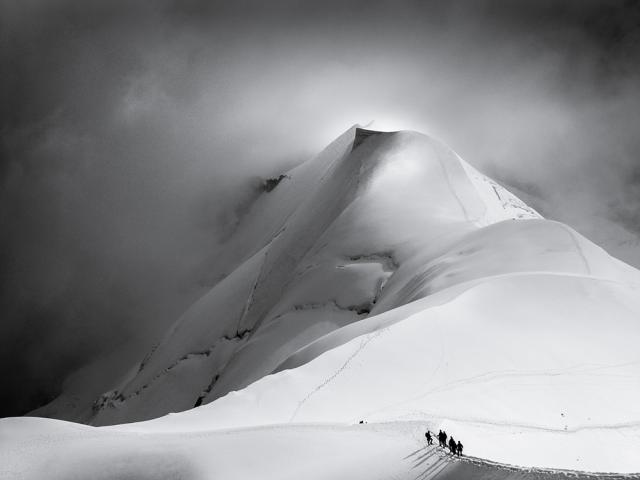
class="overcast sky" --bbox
[2,0,639,417]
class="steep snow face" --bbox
[12,127,640,475]
[79,128,545,426]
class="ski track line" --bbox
[361,361,640,425]
[414,361,640,398]
[366,363,580,418]
[441,411,640,436]
[561,224,592,275]
[289,328,387,421]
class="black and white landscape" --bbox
[2,2,640,479]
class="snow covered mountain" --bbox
[90,126,543,425]
[4,127,640,478]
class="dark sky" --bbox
[1,0,639,417]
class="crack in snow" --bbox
[93,331,253,412]
[291,299,374,316]
[346,251,399,272]
[193,373,220,408]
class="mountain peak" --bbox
[15,126,640,475]
[352,127,388,150]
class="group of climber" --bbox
[425,429,463,457]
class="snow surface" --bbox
[4,127,640,478]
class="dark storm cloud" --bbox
[1,0,639,416]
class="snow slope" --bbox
[4,127,640,477]
[5,419,637,480]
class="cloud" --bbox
[1,0,639,416]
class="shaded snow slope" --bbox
[8,127,640,476]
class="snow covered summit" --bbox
[88,126,544,425]
[5,126,640,477]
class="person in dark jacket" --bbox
[440,430,448,448]
[448,436,457,455]
[456,440,463,457]
[425,430,433,445]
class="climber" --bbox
[441,430,448,448]
[448,436,457,455]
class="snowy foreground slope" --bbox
[3,127,640,478]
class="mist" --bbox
[1,0,639,417]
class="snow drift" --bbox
[3,127,640,478]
